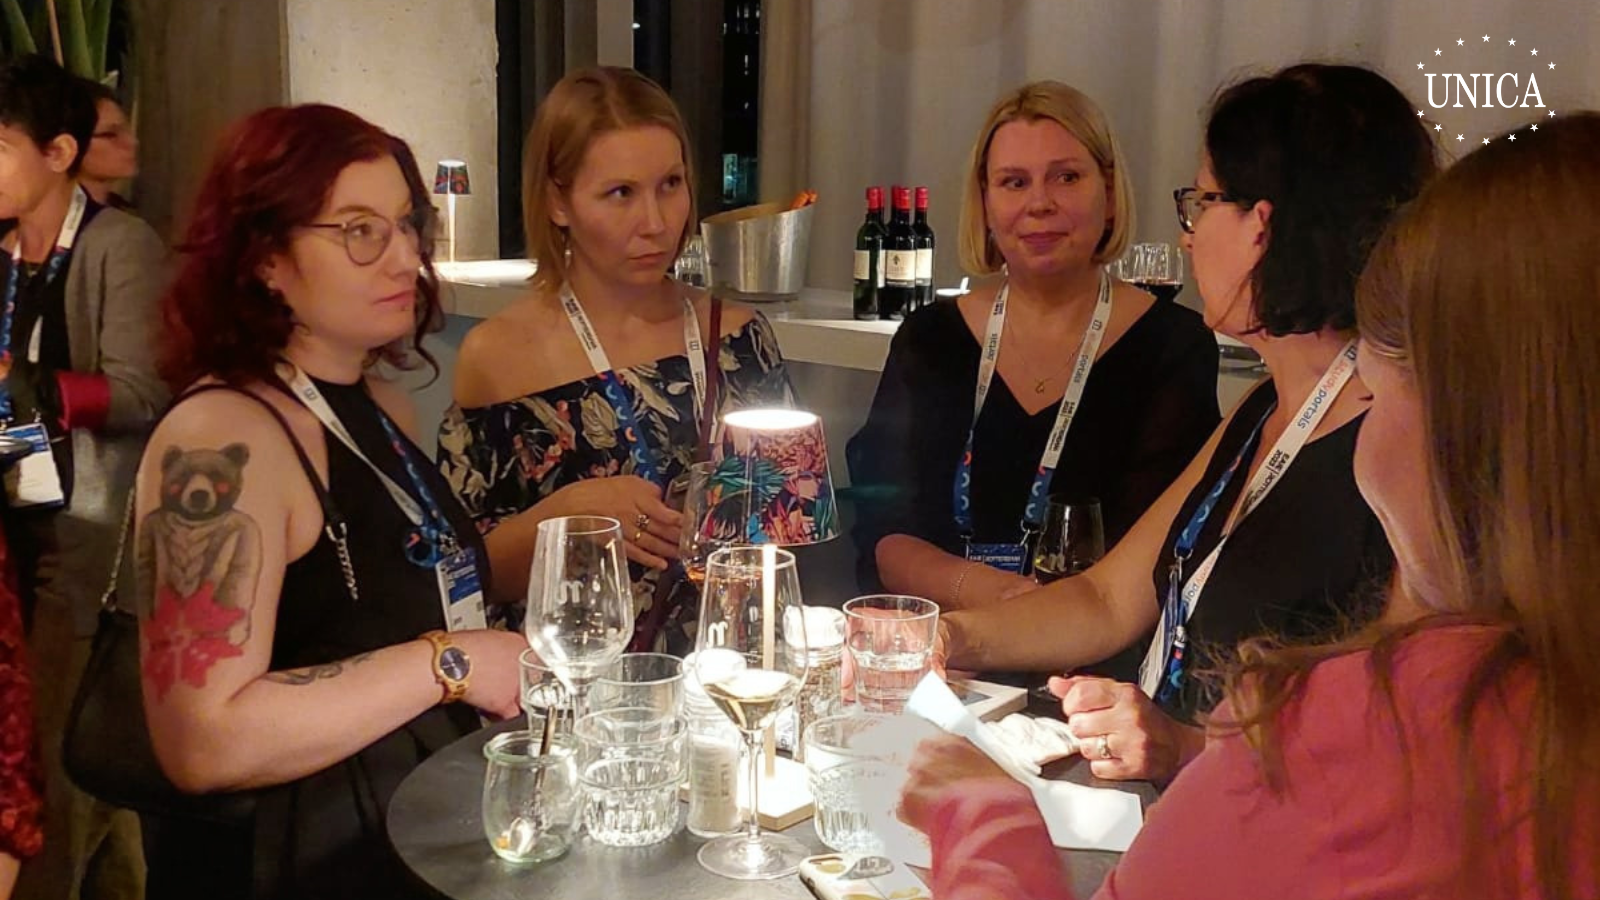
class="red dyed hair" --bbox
[159,104,443,391]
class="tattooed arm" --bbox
[135,390,525,793]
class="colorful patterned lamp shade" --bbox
[433,159,470,262]
[708,409,838,546]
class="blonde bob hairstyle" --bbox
[957,81,1135,275]
[521,66,696,295]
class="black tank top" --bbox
[1152,381,1393,724]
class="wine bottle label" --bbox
[853,249,871,282]
[915,248,934,283]
[885,250,916,285]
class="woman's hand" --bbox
[1050,675,1205,782]
[453,629,532,720]
[899,734,1021,836]
[552,476,682,569]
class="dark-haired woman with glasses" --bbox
[934,64,1425,784]
[136,104,526,900]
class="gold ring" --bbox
[632,527,644,543]
[1094,734,1113,760]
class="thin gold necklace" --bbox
[1003,316,1078,393]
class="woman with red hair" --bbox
[135,104,525,899]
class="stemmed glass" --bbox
[1031,497,1105,584]
[692,545,811,880]
[1113,242,1184,303]
[524,516,632,722]
[674,460,737,587]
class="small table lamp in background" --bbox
[714,408,839,548]
[433,159,470,262]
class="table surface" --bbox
[389,709,1156,900]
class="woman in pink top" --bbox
[900,112,1600,900]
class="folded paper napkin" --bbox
[905,673,1143,853]
[990,713,1081,767]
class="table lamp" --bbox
[704,407,838,828]
[433,159,470,262]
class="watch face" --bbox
[439,647,470,681]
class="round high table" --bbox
[388,718,1155,900]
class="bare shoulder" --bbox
[688,287,759,339]
[454,292,563,407]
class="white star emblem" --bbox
[1483,138,1491,144]
[1510,134,1517,141]
[1531,124,1538,132]
[1549,62,1556,70]
[1416,110,1425,117]
[1434,48,1442,56]
[1508,39,1516,46]
[1531,49,1538,56]
[1434,124,1443,132]
[1456,38,1464,46]
[1549,110,1557,117]
[1482,34,1490,41]
[1417,62,1425,69]
[1456,134,1464,141]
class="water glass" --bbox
[592,652,684,716]
[802,714,910,854]
[519,649,572,736]
[574,708,687,847]
[482,731,579,865]
[842,595,940,714]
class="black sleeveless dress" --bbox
[143,379,485,900]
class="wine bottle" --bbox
[880,185,916,320]
[913,186,935,312]
[853,187,885,320]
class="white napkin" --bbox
[905,673,1144,853]
[990,713,1081,767]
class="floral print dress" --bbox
[437,313,794,636]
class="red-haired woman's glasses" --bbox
[303,207,438,266]
[1173,187,1235,235]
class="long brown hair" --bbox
[1223,113,1600,900]
[520,66,696,296]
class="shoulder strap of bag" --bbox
[101,383,357,612]
[695,296,723,463]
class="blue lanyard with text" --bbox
[560,283,706,489]
[1,187,89,422]
[952,272,1113,541]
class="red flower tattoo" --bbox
[143,582,246,700]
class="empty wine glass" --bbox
[1113,242,1184,303]
[692,545,811,880]
[1031,496,1105,584]
[524,516,632,721]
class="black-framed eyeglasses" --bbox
[1173,187,1235,234]
[302,208,438,266]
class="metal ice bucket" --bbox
[699,202,814,298]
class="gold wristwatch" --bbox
[420,630,470,704]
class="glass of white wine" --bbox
[691,544,811,880]
[524,516,632,722]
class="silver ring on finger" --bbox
[1093,733,1113,760]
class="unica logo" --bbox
[1415,34,1560,145]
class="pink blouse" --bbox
[926,625,1596,900]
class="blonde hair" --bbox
[521,66,696,295]
[1224,112,1600,900]
[956,81,1134,274]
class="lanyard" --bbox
[1,187,89,422]
[560,283,707,487]
[283,364,458,567]
[1138,339,1360,699]
[952,270,1113,539]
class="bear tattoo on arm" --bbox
[137,443,264,701]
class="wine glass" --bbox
[674,460,737,587]
[524,516,632,721]
[1031,496,1105,584]
[1113,242,1184,303]
[691,545,811,880]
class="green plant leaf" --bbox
[86,0,111,76]
[60,0,94,77]
[0,0,35,57]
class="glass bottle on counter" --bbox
[684,649,745,838]
[880,185,916,320]
[853,187,886,320]
[913,186,936,312]
[787,606,846,764]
